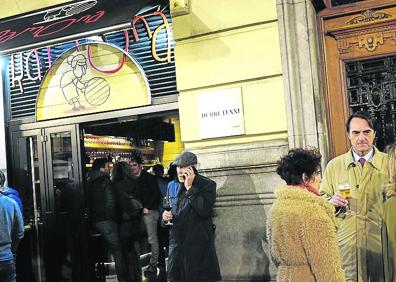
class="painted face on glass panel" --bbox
[74,63,87,78]
[348,117,375,157]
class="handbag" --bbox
[116,186,143,219]
[128,196,143,217]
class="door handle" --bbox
[36,210,41,223]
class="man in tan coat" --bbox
[320,111,388,281]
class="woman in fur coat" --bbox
[266,148,345,282]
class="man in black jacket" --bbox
[88,158,125,282]
[162,151,221,282]
[129,153,161,274]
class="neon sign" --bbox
[0,11,106,45]
[9,10,172,94]
[36,43,151,121]
[132,11,171,63]
[0,0,153,55]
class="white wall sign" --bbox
[198,88,245,139]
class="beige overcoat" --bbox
[384,186,396,282]
[267,186,345,282]
[320,147,388,281]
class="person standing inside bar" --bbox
[320,111,389,281]
[161,163,179,258]
[112,161,143,282]
[152,164,170,268]
[88,158,125,282]
[129,152,161,274]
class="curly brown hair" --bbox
[276,148,322,185]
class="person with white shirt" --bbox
[320,111,389,282]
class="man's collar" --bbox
[351,148,374,162]
[345,147,380,170]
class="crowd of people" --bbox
[2,110,396,282]
[267,110,396,282]
[87,150,221,282]
[85,109,396,282]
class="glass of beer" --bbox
[338,184,351,214]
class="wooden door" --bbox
[319,0,396,157]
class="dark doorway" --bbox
[80,114,181,281]
[8,113,181,281]
[10,125,83,282]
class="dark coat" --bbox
[87,170,117,223]
[168,174,221,282]
[139,170,161,211]
[113,177,143,216]
[113,177,144,240]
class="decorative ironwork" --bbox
[346,56,396,150]
[347,10,392,25]
[331,0,366,6]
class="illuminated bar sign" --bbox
[36,42,151,121]
[0,0,162,55]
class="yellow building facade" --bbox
[3,0,396,280]
[169,0,326,280]
[172,0,287,280]
[174,0,287,146]
[0,0,348,280]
